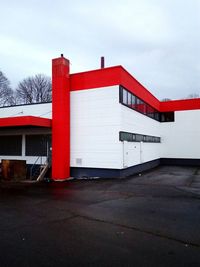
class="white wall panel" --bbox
[70,86,122,169]
[1,89,199,171]
[71,87,162,170]
[120,105,160,136]
[120,105,161,168]
[161,110,200,158]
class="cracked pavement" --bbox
[0,165,200,267]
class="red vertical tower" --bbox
[52,56,70,180]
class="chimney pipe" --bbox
[101,56,105,68]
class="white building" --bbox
[0,56,199,180]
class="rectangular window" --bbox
[146,136,151,142]
[154,112,160,121]
[160,112,174,122]
[119,131,161,143]
[146,105,155,119]
[135,134,143,142]
[127,92,132,107]
[122,89,128,105]
[132,134,136,141]
[25,135,48,156]
[139,100,146,114]
[131,95,136,109]
[0,135,22,156]
[135,97,141,112]
[119,132,133,142]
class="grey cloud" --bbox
[0,0,199,99]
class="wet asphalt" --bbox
[0,165,200,267]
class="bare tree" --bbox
[186,93,200,99]
[0,71,15,106]
[161,98,172,102]
[16,74,52,104]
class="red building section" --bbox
[160,98,200,112]
[52,56,70,180]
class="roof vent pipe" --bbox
[101,56,105,68]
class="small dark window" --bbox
[154,112,160,121]
[135,134,143,142]
[132,134,136,141]
[155,137,161,143]
[146,136,150,142]
[120,132,133,142]
[140,101,146,114]
[122,89,128,105]
[26,135,48,156]
[135,98,141,112]
[160,112,174,122]
[0,135,22,156]
[131,95,136,109]
[127,92,132,107]
[146,105,155,119]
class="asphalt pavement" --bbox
[0,165,200,267]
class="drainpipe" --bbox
[140,141,143,164]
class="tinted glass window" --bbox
[0,135,22,156]
[135,134,143,142]
[122,89,128,105]
[119,86,174,123]
[131,95,136,109]
[146,105,154,118]
[160,112,174,122]
[26,135,48,156]
[127,92,132,107]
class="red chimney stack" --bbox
[101,56,105,68]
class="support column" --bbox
[52,56,70,180]
[21,134,26,158]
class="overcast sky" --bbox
[0,0,200,100]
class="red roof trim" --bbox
[70,66,121,91]
[119,66,160,110]
[70,65,200,112]
[160,98,200,112]
[70,66,160,110]
[0,116,52,128]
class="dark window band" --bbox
[119,131,161,143]
[119,86,174,122]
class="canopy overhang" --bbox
[0,116,52,128]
